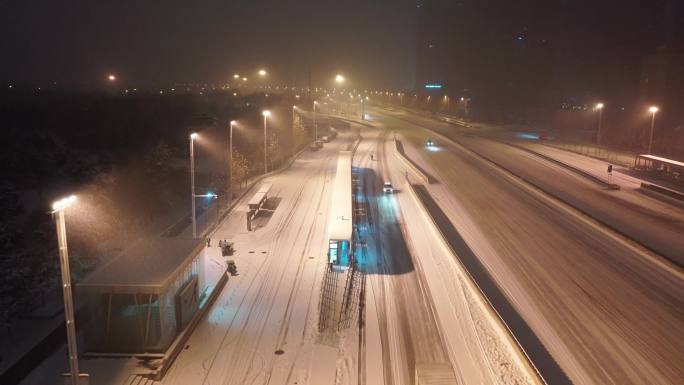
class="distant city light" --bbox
[424,84,442,89]
[335,74,345,83]
[107,74,116,81]
[596,103,604,109]
[649,106,659,113]
[258,69,267,76]
[233,74,239,79]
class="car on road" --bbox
[331,119,350,130]
[321,135,330,143]
[310,140,323,150]
[383,182,394,193]
[426,139,434,147]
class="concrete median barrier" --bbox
[393,136,434,184]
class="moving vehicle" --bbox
[383,182,394,193]
[331,119,350,130]
[310,140,323,150]
[321,135,330,143]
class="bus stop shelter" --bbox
[78,236,205,354]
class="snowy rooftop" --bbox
[328,151,353,241]
[78,236,204,294]
[638,154,684,168]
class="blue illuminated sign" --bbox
[424,84,443,89]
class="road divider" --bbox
[404,180,565,385]
[639,182,684,209]
[393,135,434,184]
[433,126,684,272]
[499,140,620,190]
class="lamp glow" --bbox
[52,195,77,211]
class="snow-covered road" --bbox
[371,107,684,384]
[161,133,349,385]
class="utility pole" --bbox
[595,103,604,144]
[190,133,197,238]
[262,110,271,173]
[229,121,235,198]
[52,196,85,385]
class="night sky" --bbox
[0,0,417,89]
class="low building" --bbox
[78,236,205,354]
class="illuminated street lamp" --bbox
[107,74,116,82]
[233,74,240,79]
[229,121,236,192]
[262,110,271,173]
[258,69,267,76]
[648,106,659,154]
[595,103,604,144]
[313,100,318,141]
[242,77,248,82]
[361,96,365,120]
[51,195,87,385]
[460,97,471,119]
[190,133,198,238]
[335,74,345,84]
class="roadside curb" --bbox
[155,271,229,380]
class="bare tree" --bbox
[230,148,250,192]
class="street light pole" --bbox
[361,98,365,120]
[461,97,470,119]
[313,101,318,142]
[190,133,197,238]
[292,106,297,158]
[229,121,235,196]
[648,106,658,154]
[262,110,271,173]
[52,196,82,385]
[595,103,604,144]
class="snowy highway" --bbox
[158,115,542,385]
[370,107,684,384]
[353,128,450,384]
